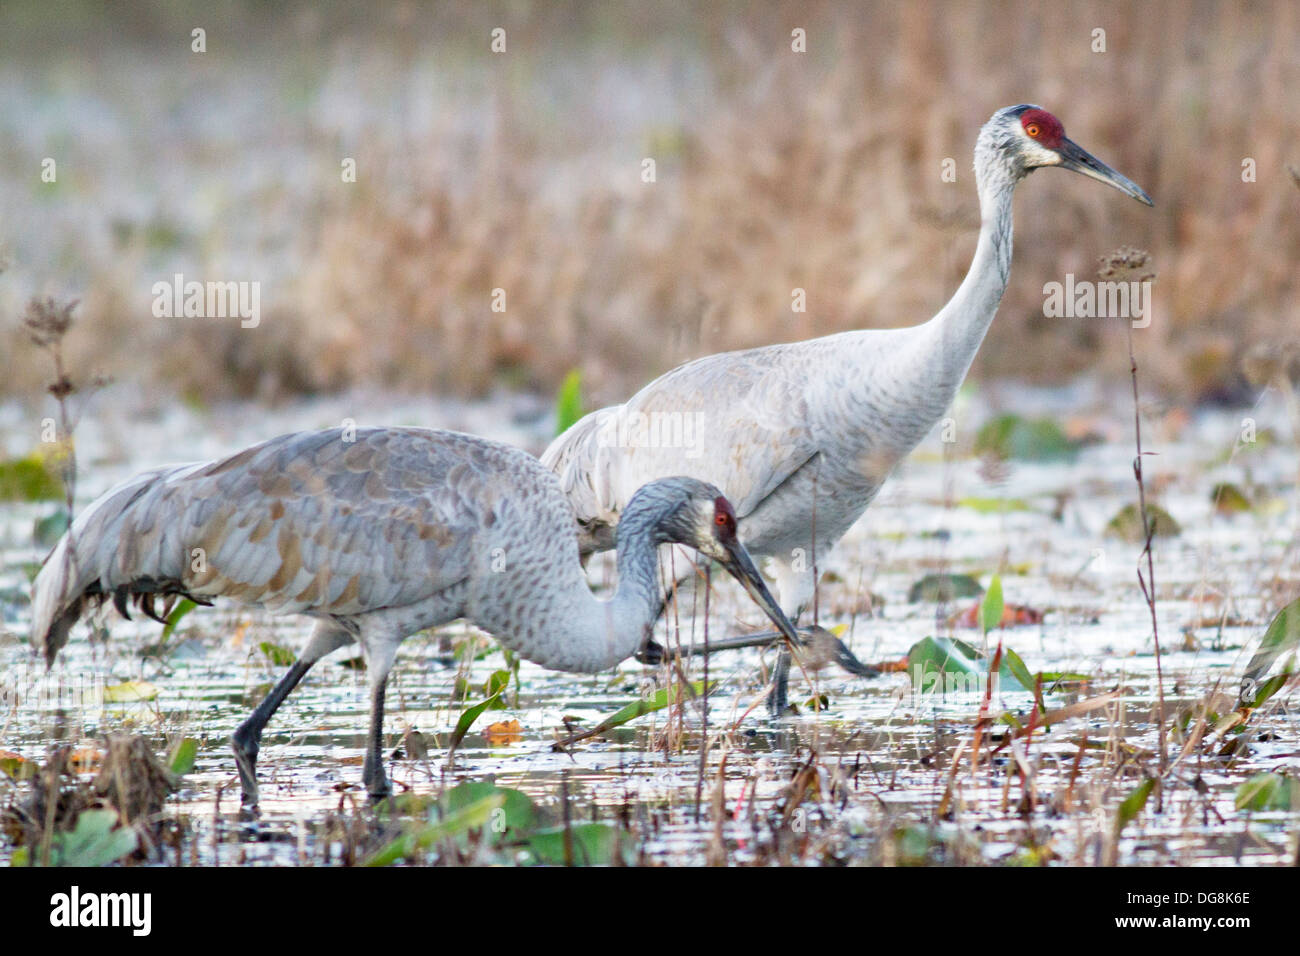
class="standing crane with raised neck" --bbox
[543,105,1153,713]
[29,427,800,807]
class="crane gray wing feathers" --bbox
[32,428,531,659]
[542,342,821,545]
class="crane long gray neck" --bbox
[515,485,676,674]
[610,486,678,624]
[904,133,1020,403]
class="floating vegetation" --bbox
[1105,502,1182,542]
[908,573,984,603]
[0,452,63,503]
[1211,482,1252,515]
[0,392,1295,868]
[974,414,1079,462]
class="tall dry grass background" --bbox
[0,0,1296,410]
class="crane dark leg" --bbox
[361,640,399,800]
[768,647,794,718]
[232,658,314,807]
[231,622,355,809]
[767,601,808,719]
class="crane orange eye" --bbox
[1026,123,1040,138]
[715,513,727,526]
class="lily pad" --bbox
[974,414,1077,462]
[958,497,1033,513]
[1105,503,1181,542]
[31,809,139,867]
[364,792,506,866]
[32,508,70,547]
[443,781,535,837]
[1211,482,1251,515]
[0,452,63,502]
[102,679,158,703]
[905,636,1031,694]
[908,573,984,603]
[0,751,35,781]
[526,823,624,866]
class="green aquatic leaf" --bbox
[906,636,1032,694]
[168,737,198,775]
[363,793,506,866]
[1240,598,1300,706]
[1105,503,1181,543]
[1211,482,1252,515]
[43,809,138,867]
[599,680,712,730]
[958,497,1033,513]
[32,508,69,547]
[1243,672,1292,710]
[1115,778,1155,833]
[160,598,198,643]
[1035,671,1092,684]
[443,781,535,837]
[258,641,295,668]
[0,754,36,782]
[974,414,1077,462]
[484,669,511,710]
[526,823,623,866]
[980,575,1004,636]
[1001,647,1042,710]
[554,369,583,436]
[908,573,984,603]
[449,674,512,753]
[0,452,63,502]
[102,679,158,703]
[1234,773,1295,812]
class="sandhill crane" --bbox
[544,104,1153,713]
[30,427,801,806]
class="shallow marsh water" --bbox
[1,382,1297,866]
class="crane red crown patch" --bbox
[1020,109,1064,149]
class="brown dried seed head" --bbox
[23,296,79,348]
[1097,247,1156,283]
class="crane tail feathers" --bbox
[30,534,90,668]
[29,464,196,666]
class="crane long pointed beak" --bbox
[715,539,802,648]
[1059,138,1153,206]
